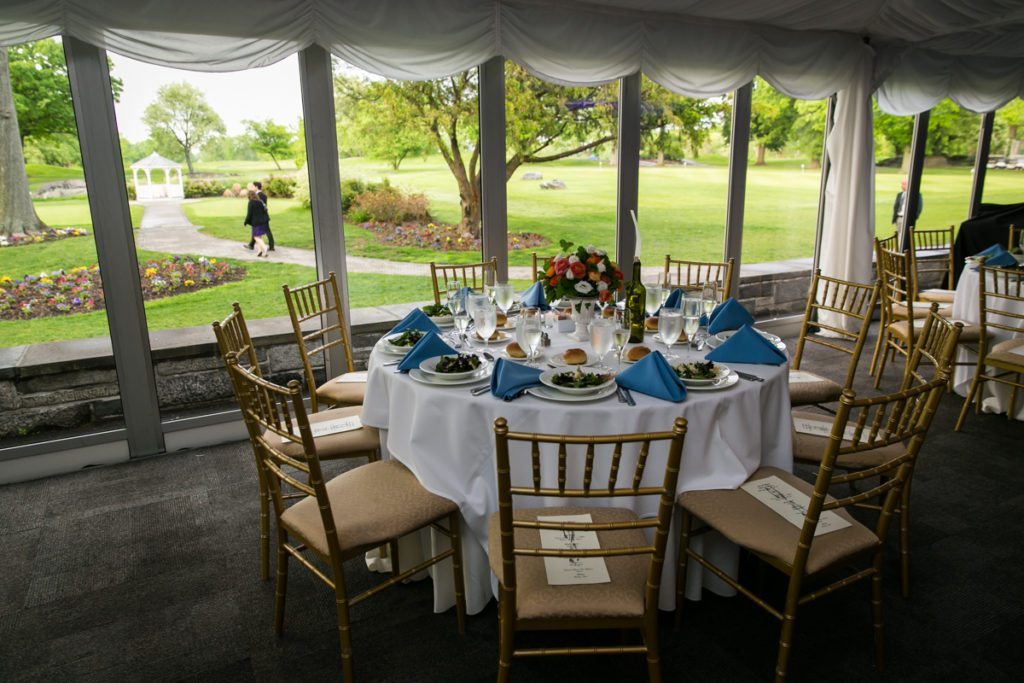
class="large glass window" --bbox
[637,79,730,267]
[918,100,982,229]
[983,98,1024,205]
[0,38,125,446]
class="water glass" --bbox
[452,309,470,347]
[494,282,515,317]
[645,285,663,317]
[466,293,488,319]
[658,309,684,361]
[516,313,543,365]
[446,279,463,314]
[588,317,614,368]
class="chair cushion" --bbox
[892,302,952,319]
[487,506,649,621]
[987,338,1024,370]
[316,376,366,408]
[918,289,956,304]
[678,467,879,575]
[790,411,907,469]
[788,371,843,406]
[268,406,379,461]
[281,459,457,558]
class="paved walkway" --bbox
[134,199,537,277]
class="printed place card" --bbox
[741,475,852,536]
[789,370,824,384]
[282,415,362,443]
[793,416,857,442]
[337,371,368,383]
[537,514,611,586]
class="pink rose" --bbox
[554,258,570,275]
[569,261,586,279]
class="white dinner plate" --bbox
[380,332,428,355]
[502,348,544,363]
[419,355,487,380]
[675,363,731,386]
[539,368,616,395]
[407,366,491,387]
[549,351,600,367]
[428,316,454,327]
[619,346,654,364]
[472,330,511,344]
[526,383,619,402]
[683,372,739,391]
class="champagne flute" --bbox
[452,308,470,348]
[658,309,684,362]
[612,310,630,368]
[698,281,718,348]
[681,297,702,350]
[473,304,497,351]
[588,317,614,370]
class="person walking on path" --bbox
[244,189,271,257]
[245,181,275,251]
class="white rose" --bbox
[565,268,575,280]
[574,281,594,295]
[597,262,606,273]
[595,248,606,256]
[568,255,580,264]
[586,245,596,254]
[596,281,608,292]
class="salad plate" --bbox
[673,361,731,386]
[407,366,491,387]
[419,354,486,380]
[380,329,427,355]
[683,372,739,391]
[526,383,618,402]
[539,368,615,395]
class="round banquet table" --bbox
[952,267,1024,421]
[361,326,794,615]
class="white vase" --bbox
[566,298,597,341]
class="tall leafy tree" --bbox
[143,82,225,174]
[995,98,1024,158]
[639,76,727,164]
[749,78,798,165]
[0,48,41,236]
[244,119,294,169]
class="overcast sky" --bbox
[110,54,305,142]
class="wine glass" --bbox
[681,297,702,350]
[494,282,514,324]
[588,317,614,370]
[516,311,543,365]
[473,304,497,351]
[645,284,663,318]
[698,281,718,348]
[612,310,630,368]
[483,270,496,306]
[446,279,463,314]
[452,307,470,348]
[658,309,684,362]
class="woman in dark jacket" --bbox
[244,189,270,257]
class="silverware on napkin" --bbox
[735,371,764,382]
[620,386,636,406]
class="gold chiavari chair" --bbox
[955,264,1024,430]
[789,270,878,409]
[225,354,466,680]
[530,252,553,283]
[1009,224,1023,251]
[430,257,498,304]
[663,256,735,296]
[677,377,950,682]
[283,272,364,413]
[870,239,918,386]
[877,231,899,253]
[792,304,962,598]
[909,226,956,303]
[213,305,381,581]
[490,417,687,682]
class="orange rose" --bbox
[546,266,555,277]
[550,275,559,286]
[588,270,601,282]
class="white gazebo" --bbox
[130,152,184,199]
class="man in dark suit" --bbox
[892,178,923,225]
[245,181,274,251]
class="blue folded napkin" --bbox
[706,324,787,366]
[707,297,754,334]
[973,243,1004,258]
[615,351,687,402]
[659,288,683,312]
[489,358,543,400]
[520,280,550,311]
[397,332,456,373]
[388,308,439,336]
[983,249,1017,268]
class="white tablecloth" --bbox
[361,329,793,614]
[952,268,1024,421]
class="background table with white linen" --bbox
[952,267,1024,421]
[361,330,793,614]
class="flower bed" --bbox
[0,255,244,320]
[356,220,547,252]
[0,227,90,248]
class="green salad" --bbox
[389,329,425,347]
[674,361,719,380]
[421,303,451,317]
[552,367,611,388]
[435,354,482,373]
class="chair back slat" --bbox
[282,272,355,412]
[791,269,879,389]
[979,265,1024,340]
[662,256,735,295]
[531,253,554,283]
[430,258,498,305]
[583,443,596,494]
[909,226,955,298]
[212,302,262,377]
[902,303,963,389]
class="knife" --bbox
[620,386,636,406]
[735,371,764,382]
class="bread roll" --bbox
[475,329,500,341]
[602,307,615,318]
[496,312,508,327]
[645,316,659,331]
[626,346,651,362]
[506,342,527,358]
[562,347,588,364]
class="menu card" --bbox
[741,475,851,536]
[537,514,611,585]
[793,415,857,442]
[282,415,362,443]
[337,371,368,383]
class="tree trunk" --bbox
[901,149,911,172]
[0,48,45,237]
[456,172,481,237]
[1009,125,1020,158]
[656,150,664,166]
[755,144,766,165]
[183,149,195,175]
[271,155,282,170]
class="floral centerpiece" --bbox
[540,240,623,304]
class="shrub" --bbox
[126,183,137,201]
[295,164,311,208]
[261,175,297,198]
[184,179,228,198]
[340,178,368,213]
[351,184,430,224]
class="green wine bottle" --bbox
[625,257,646,343]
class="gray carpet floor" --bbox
[2,329,1022,682]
